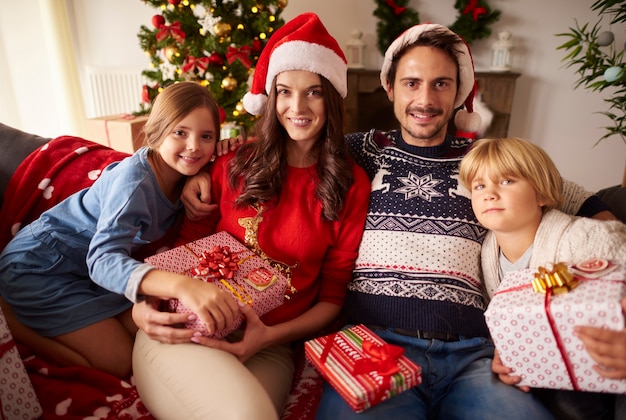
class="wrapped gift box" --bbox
[304,324,422,412]
[85,114,147,154]
[145,231,288,338]
[485,263,626,393]
[0,306,42,420]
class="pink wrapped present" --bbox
[0,306,42,420]
[304,324,422,412]
[485,260,626,393]
[145,231,289,338]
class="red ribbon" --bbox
[385,0,407,15]
[182,56,210,74]
[226,45,252,69]
[156,21,186,43]
[189,245,240,279]
[462,0,487,22]
[353,340,404,376]
[543,289,580,390]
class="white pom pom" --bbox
[242,92,267,116]
[454,109,482,134]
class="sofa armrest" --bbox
[0,123,51,209]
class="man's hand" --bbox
[181,172,215,221]
[216,135,245,156]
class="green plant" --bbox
[556,0,626,145]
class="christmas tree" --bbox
[137,0,287,131]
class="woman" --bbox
[132,13,371,419]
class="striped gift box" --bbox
[304,324,421,412]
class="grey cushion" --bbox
[0,123,51,209]
[597,185,626,224]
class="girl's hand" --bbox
[191,303,272,362]
[179,280,241,336]
[492,349,530,392]
[132,297,198,344]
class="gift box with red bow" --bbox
[304,324,422,412]
[0,306,42,420]
[145,231,289,338]
[485,260,626,393]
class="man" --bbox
[312,24,611,419]
[135,23,613,419]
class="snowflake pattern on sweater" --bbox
[344,129,490,338]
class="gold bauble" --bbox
[164,46,179,63]
[277,0,288,8]
[235,101,246,114]
[221,75,238,91]
[214,22,232,37]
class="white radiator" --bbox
[84,67,147,118]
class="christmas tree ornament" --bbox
[604,66,624,83]
[163,46,179,63]
[222,74,238,90]
[208,52,224,66]
[168,0,181,5]
[235,101,246,114]
[152,15,165,28]
[277,0,288,8]
[214,22,232,37]
[596,31,614,47]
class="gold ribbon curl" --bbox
[532,263,579,295]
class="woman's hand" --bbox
[132,296,197,344]
[191,303,272,363]
[574,297,626,379]
[492,349,530,392]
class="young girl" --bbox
[0,81,240,378]
[131,13,371,419]
[459,136,626,419]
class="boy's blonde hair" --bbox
[458,137,564,212]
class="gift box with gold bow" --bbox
[145,231,288,338]
[304,324,422,412]
[484,261,626,393]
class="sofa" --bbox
[1,121,625,419]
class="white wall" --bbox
[0,0,624,192]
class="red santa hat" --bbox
[379,23,481,135]
[242,12,348,116]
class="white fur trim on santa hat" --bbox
[243,41,347,116]
[454,109,482,134]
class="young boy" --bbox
[459,137,626,419]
